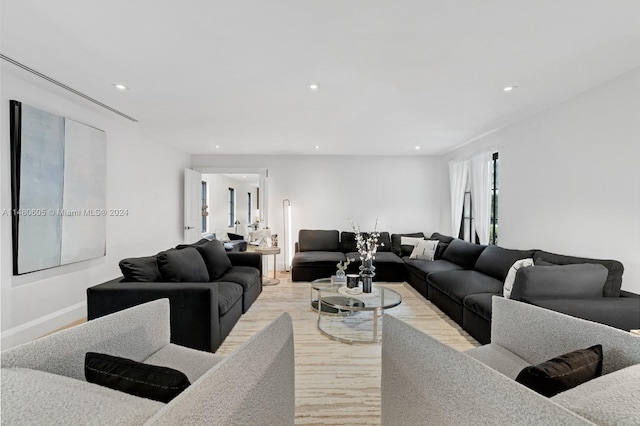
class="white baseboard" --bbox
[1,301,86,350]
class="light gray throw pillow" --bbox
[510,263,608,300]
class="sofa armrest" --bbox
[1,299,171,381]
[381,315,589,425]
[523,297,640,331]
[87,278,221,352]
[227,252,262,276]
[146,313,295,425]
[491,297,640,374]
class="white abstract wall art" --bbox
[9,100,107,274]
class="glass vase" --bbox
[359,258,376,293]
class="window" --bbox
[201,181,207,233]
[459,151,499,244]
[490,152,499,245]
[247,192,252,223]
[228,188,235,227]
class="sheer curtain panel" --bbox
[470,152,492,244]
[448,160,469,237]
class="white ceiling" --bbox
[2,1,639,155]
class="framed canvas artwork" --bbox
[9,100,107,274]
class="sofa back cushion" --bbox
[474,246,536,281]
[298,230,340,252]
[157,247,209,282]
[391,232,425,257]
[340,231,358,253]
[441,239,487,269]
[510,263,608,300]
[429,232,455,244]
[119,256,162,282]
[195,240,232,280]
[533,251,624,297]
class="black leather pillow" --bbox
[298,230,340,252]
[340,232,358,253]
[196,239,232,280]
[441,239,487,269]
[515,345,603,397]
[510,263,608,300]
[85,352,190,403]
[157,247,209,282]
[175,238,210,250]
[474,246,536,281]
[118,256,162,282]
[376,232,392,252]
[427,239,449,260]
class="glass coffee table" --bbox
[314,279,402,343]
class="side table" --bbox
[256,247,281,286]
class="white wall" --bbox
[192,155,443,268]
[0,66,191,348]
[439,67,640,293]
[201,174,257,237]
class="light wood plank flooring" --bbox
[216,271,479,425]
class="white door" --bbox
[184,168,202,242]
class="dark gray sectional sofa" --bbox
[292,229,640,344]
[87,239,262,352]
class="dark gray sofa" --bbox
[292,229,640,344]
[87,239,262,353]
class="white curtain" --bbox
[448,160,469,237]
[470,152,493,244]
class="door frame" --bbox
[194,167,269,229]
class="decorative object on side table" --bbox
[349,218,382,293]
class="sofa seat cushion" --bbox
[463,293,498,321]
[465,344,531,380]
[523,297,640,330]
[551,364,640,425]
[215,266,260,292]
[345,251,404,265]
[1,368,162,425]
[144,344,225,383]
[292,251,346,266]
[428,270,504,304]
[404,258,464,281]
[216,282,243,315]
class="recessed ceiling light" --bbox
[309,83,319,91]
[113,83,128,90]
[215,145,220,149]
[315,145,320,149]
[415,146,421,150]
[503,86,517,92]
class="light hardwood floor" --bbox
[217,271,479,425]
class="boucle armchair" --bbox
[1,299,295,425]
[381,297,640,425]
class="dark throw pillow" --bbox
[157,247,209,282]
[515,345,603,397]
[427,239,449,260]
[175,238,210,250]
[196,239,232,280]
[85,352,190,403]
[118,256,162,282]
[510,263,608,300]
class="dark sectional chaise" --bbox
[87,239,262,352]
[292,229,640,344]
